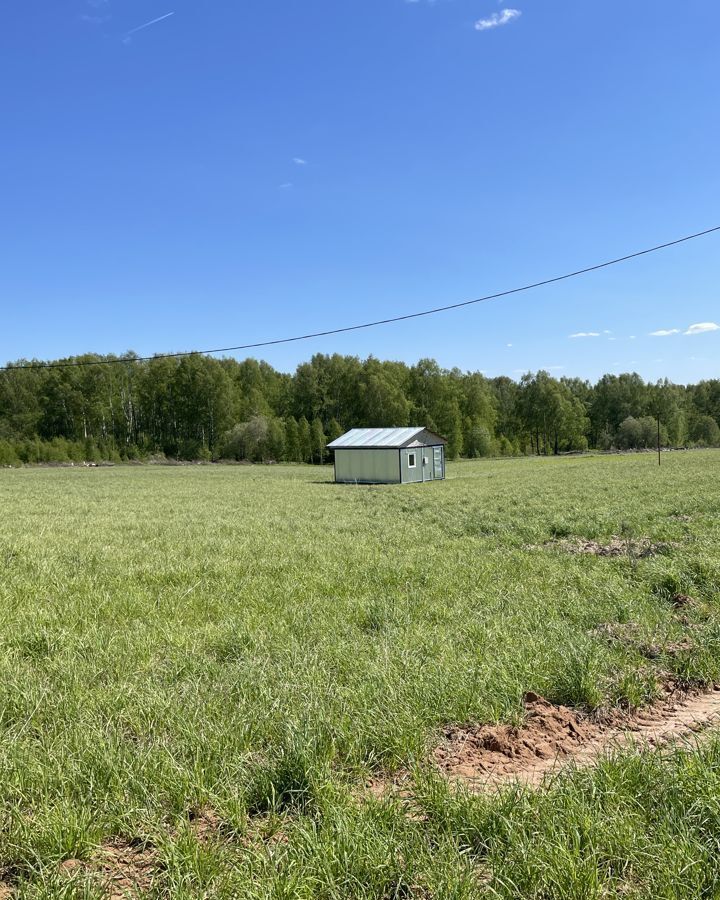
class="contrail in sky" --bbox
[123,11,174,41]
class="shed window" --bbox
[408,452,416,468]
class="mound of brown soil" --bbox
[433,693,597,782]
[432,687,720,789]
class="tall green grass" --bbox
[0,452,718,896]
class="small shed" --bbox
[327,427,447,484]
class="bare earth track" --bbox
[433,686,720,789]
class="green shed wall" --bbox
[334,448,401,484]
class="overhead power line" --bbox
[2,224,719,372]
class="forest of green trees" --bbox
[0,352,719,465]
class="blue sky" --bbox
[1,0,718,382]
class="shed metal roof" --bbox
[328,427,442,449]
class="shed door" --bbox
[402,448,423,483]
[433,446,444,480]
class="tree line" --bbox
[0,352,718,465]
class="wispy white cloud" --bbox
[292,157,307,166]
[685,322,719,336]
[81,0,109,24]
[569,331,601,338]
[506,343,513,348]
[475,8,521,31]
[649,322,720,337]
[278,183,293,189]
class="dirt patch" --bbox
[365,771,429,821]
[432,686,720,789]
[590,622,694,659]
[58,859,84,876]
[433,693,597,783]
[648,639,694,659]
[548,537,673,558]
[59,838,157,898]
[591,621,640,645]
[243,817,290,852]
[0,885,14,899]
[96,839,156,898]
[367,774,401,801]
[188,807,223,844]
[594,621,642,636]
[186,807,291,851]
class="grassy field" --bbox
[1,452,720,898]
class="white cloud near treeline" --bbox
[650,328,680,337]
[569,331,601,338]
[475,9,521,31]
